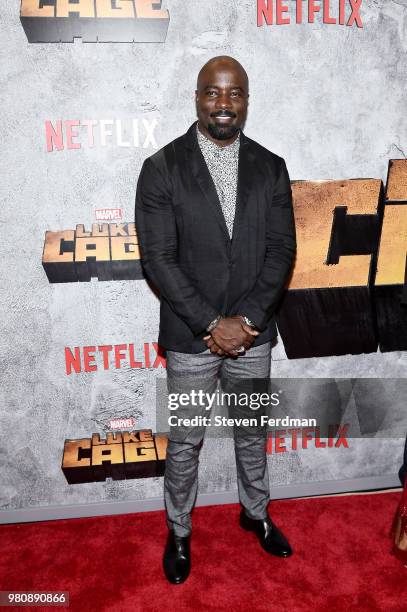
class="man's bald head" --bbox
[195,56,249,144]
[196,56,249,93]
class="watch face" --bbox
[207,315,221,332]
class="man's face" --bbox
[195,63,248,143]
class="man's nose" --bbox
[215,93,232,109]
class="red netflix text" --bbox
[257,0,363,28]
[65,342,166,375]
[45,118,158,152]
[266,425,350,453]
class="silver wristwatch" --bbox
[240,315,256,328]
[206,315,222,333]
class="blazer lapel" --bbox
[183,122,256,245]
[231,133,255,252]
[186,123,230,240]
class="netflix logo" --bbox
[45,118,158,152]
[65,341,166,375]
[266,425,350,453]
[257,0,363,28]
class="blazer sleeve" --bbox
[238,158,297,331]
[135,156,219,335]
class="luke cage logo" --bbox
[62,430,168,483]
[20,0,169,43]
[278,159,407,358]
[42,222,141,282]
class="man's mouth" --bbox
[211,112,236,120]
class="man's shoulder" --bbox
[243,133,285,171]
[142,129,189,172]
[142,125,287,176]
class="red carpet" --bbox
[0,491,405,612]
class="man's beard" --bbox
[207,121,239,141]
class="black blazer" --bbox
[135,121,297,353]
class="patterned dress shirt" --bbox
[196,124,240,239]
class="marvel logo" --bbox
[107,417,136,430]
[95,208,123,221]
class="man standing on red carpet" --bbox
[135,56,297,584]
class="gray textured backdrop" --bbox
[1,1,406,518]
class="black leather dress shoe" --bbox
[163,530,191,584]
[239,509,293,557]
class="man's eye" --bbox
[231,91,241,97]
[207,91,217,96]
